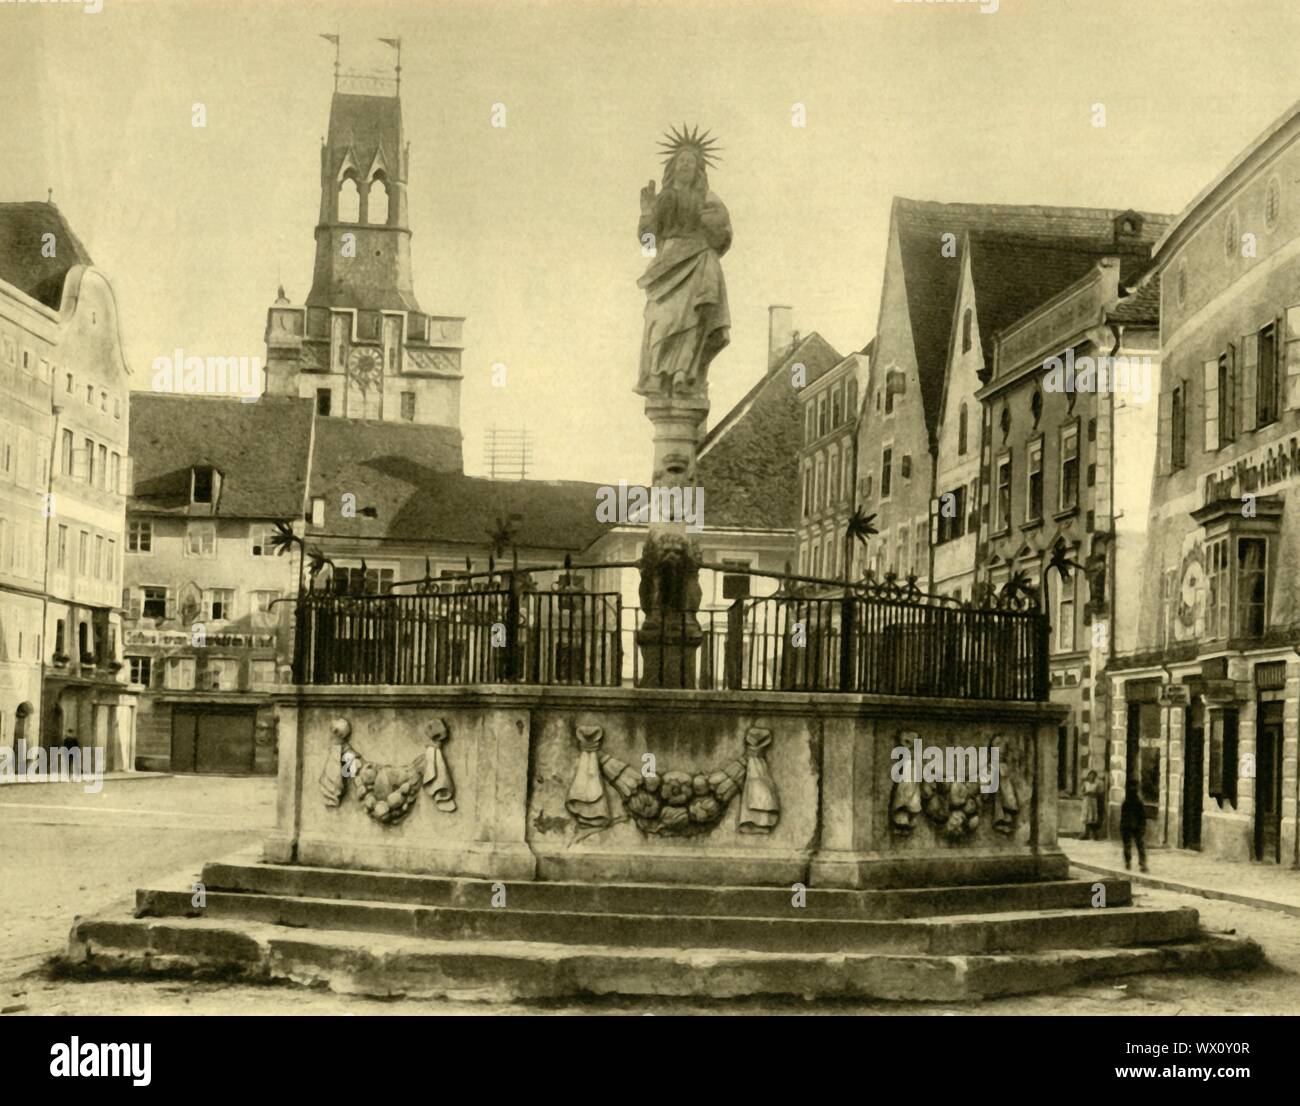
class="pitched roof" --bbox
[129,394,315,517]
[890,198,1173,434]
[967,232,1159,363]
[0,202,94,309]
[697,332,843,530]
[307,417,612,552]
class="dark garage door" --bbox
[171,706,257,774]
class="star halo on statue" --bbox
[657,123,723,167]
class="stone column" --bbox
[635,391,708,688]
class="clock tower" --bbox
[263,71,464,427]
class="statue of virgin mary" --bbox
[635,126,732,397]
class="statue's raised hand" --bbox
[639,178,657,213]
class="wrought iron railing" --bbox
[291,563,1049,701]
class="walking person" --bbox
[1082,769,1104,840]
[1120,779,1148,873]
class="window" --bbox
[400,391,416,421]
[110,452,121,494]
[61,429,73,475]
[332,564,395,595]
[1054,566,1076,653]
[84,437,95,484]
[192,466,215,504]
[962,308,973,353]
[205,657,239,691]
[1206,537,1230,640]
[249,660,277,686]
[1238,538,1267,638]
[1059,423,1079,512]
[914,521,926,577]
[880,447,893,500]
[1257,323,1279,428]
[94,534,105,579]
[994,452,1012,532]
[128,656,152,687]
[1027,437,1043,522]
[842,450,854,505]
[97,444,107,489]
[831,386,843,428]
[185,522,215,557]
[817,396,828,437]
[958,402,968,455]
[1218,350,1235,444]
[316,388,332,416]
[77,530,89,576]
[142,586,169,619]
[250,525,276,556]
[127,519,152,553]
[164,656,196,690]
[827,448,840,504]
[56,524,67,569]
[206,588,235,621]
[805,404,816,444]
[936,485,966,544]
[801,466,812,518]
[253,589,282,613]
[1171,382,1187,469]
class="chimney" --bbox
[768,305,793,368]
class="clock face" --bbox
[346,347,384,392]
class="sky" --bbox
[4,0,1299,484]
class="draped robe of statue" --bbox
[636,163,732,396]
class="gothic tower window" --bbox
[368,173,390,225]
[338,174,361,222]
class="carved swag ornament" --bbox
[889,732,1030,843]
[566,724,779,836]
[319,717,456,825]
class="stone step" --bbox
[63,914,1263,1003]
[200,860,1132,920]
[136,886,1199,955]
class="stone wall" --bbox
[268,685,1067,889]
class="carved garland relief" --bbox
[566,724,779,836]
[320,717,456,825]
[888,731,1030,843]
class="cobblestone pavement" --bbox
[1,777,1297,1015]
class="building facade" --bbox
[0,201,136,770]
[979,254,1162,834]
[1111,99,1300,864]
[796,339,870,581]
[123,395,312,774]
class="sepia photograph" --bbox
[0,0,1297,1070]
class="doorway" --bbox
[1182,699,1204,850]
[1255,699,1283,863]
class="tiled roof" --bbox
[308,417,611,552]
[1108,275,1161,325]
[0,202,94,309]
[129,394,315,517]
[891,198,1174,435]
[968,232,1159,362]
[697,332,843,530]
